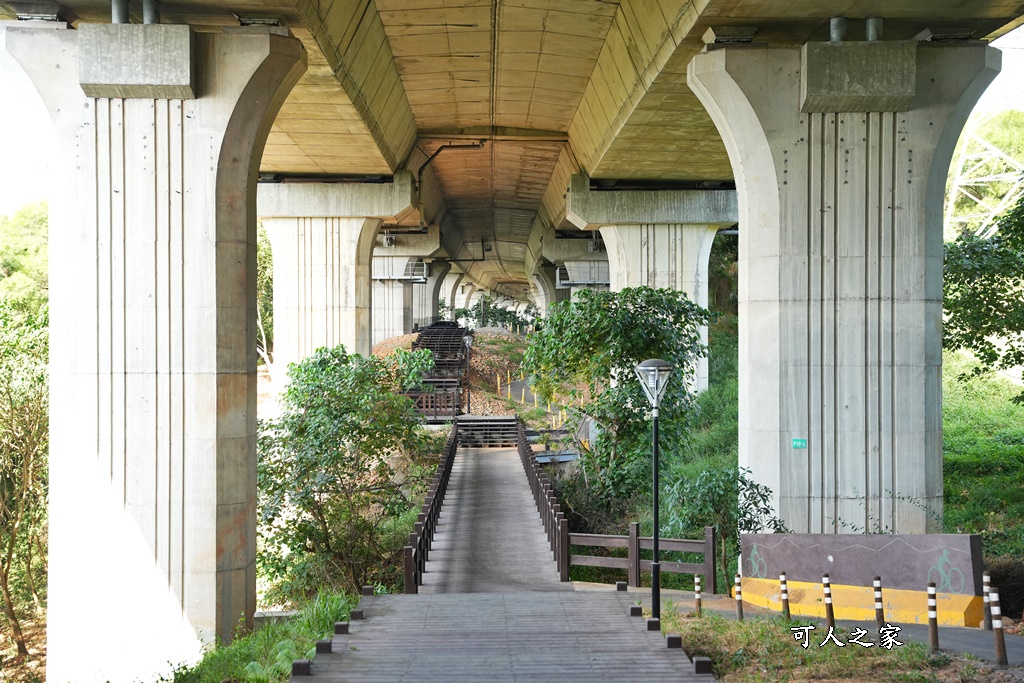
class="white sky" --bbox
[0,25,1022,218]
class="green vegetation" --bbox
[525,286,713,500]
[660,608,966,682]
[451,294,536,332]
[168,591,356,683]
[943,194,1024,403]
[256,224,274,366]
[0,203,48,673]
[258,345,442,602]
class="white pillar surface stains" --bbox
[1,22,306,682]
[689,42,999,534]
[257,175,415,363]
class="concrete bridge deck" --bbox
[299,443,712,681]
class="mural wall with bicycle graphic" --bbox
[740,533,984,595]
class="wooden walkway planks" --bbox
[305,591,715,682]
[289,443,715,681]
[418,446,570,593]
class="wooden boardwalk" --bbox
[419,447,570,593]
[291,443,714,681]
[306,591,714,682]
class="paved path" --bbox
[419,446,570,593]
[311,591,713,682]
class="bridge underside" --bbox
[1,1,1022,681]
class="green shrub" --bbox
[168,591,356,683]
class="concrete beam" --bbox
[257,172,416,221]
[565,174,737,229]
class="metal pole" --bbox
[466,343,471,415]
[652,407,661,621]
[111,0,129,23]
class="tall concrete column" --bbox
[443,271,464,318]
[566,175,737,391]
[257,175,415,365]
[530,265,566,317]
[1,22,305,682]
[414,259,451,328]
[601,224,719,390]
[373,277,412,342]
[689,41,999,533]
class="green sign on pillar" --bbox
[792,438,808,449]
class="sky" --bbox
[0,26,1022,219]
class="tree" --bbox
[662,466,787,589]
[0,301,48,657]
[0,202,48,316]
[257,345,441,600]
[944,194,1024,403]
[256,224,273,368]
[523,286,713,499]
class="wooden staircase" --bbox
[456,416,519,448]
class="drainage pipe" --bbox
[830,17,847,42]
[112,0,129,24]
[866,17,883,41]
[143,0,160,24]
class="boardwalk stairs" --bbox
[455,415,518,447]
[291,591,716,682]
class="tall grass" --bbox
[166,591,357,683]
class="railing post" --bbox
[704,526,716,594]
[558,516,570,582]
[404,545,417,594]
[628,522,640,587]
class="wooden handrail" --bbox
[569,523,716,593]
[516,420,569,580]
[404,422,459,593]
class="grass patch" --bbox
[942,350,1024,558]
[166,591,357,683]
[659,608,965,682]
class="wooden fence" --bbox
[403,423,458,593]
[516,421,716,591]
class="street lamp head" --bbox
[463,334,473,349]
[635,358,674,409]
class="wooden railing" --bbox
[569,524,716,593]
[404,423,459,593]
[517,420,571,581]
[516,421,716,591]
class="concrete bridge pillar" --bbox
[257,175,415,364]
[566,175,737,391]
[689,41,1000,533]
[443,271,465,318]
[530,265,567,317]
[414,259,451,328]
[0,22,305,681]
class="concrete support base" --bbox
[689,42,1000,533]
[1,22,306,682]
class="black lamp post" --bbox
[635,358,674,620]
[464,334,473,415]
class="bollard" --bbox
[927,582,940,653]
[695,575,703,618]
[497,374,501,393]
[992,588,1008,666]
[734,574,744,621]
[983,571,992,630]
[874,576,885,630]
[780,572,790,621]
[534,393,538,408]
[521,387,526,403]
[823,573,835,628]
